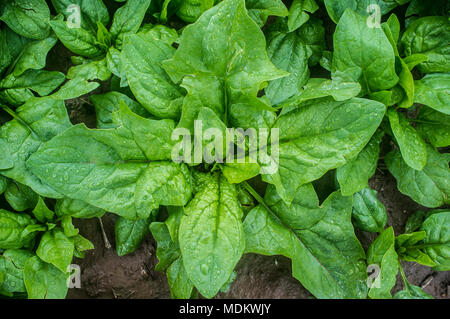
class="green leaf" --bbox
[395,57,415,109]
[386,146,449,208]
[262,97,385,204]
[404,210,426,234]
[165,206,184,242]
[176,0,214,23]
[287,0,318,32]
[2,26,32,62]
[151,222,181,271]
[0,176,8,195]
[106,47,126,81]
[23,256,68,299]
[393,282,433,299]
[0,88,33,106]
[222,162,261,184]
[280,78,361,110]
[396,231,436,267]
[32,197,55,223]
[228,100,275,143]
[90,91,151,129]
[122,31,184,119]
[337,130,383,196]
[0,249,34,293]
[414,73,450,115]
[163,0,288,130]
[4,182,38,212]
[167,257,194,299]
[12,34,58,76]
[50,0,109,32]
[387,109,427,171]
[67,58,111,82]
[244,187,368,298]
[401,16,450,73]
[0,97,71,198]
[109,0,152,48]
[150,221,194,299]
[417,106,450,148]
[49,20,104,58]
[36,229,74,273]
[0,69,65,96]
[115,216,152,256]
[0,0,50,40]
[332,9,398,95]
[403,54,429,71]
[0,209,36,249]
[324,0,403,24]
[27,104,192,220]
[96,22,111,48]
[71,234,94,254]
[386,14,400,45]
[55,198,105,219]
[352,188,387,233]
[366,227,398,299]
[21,224,47,240]
[420,210,450,271]
[0,28,13,76]
[245,0,288,27]
[296,16,325,67]
[265,27,310,105]
[49,77,100,100]
[179,173,245,298]
[61,216,79,238]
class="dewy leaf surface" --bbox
[0,0,51,40]
[0,97,71,198]
[401,16,450,73]
[352,188,387,233]
[244,186,367,298]
[163,0,288,130]
[386,146,450,208]
[265,24,310,105]
[420,211,450,271]
[417,107,450,148]
[387,109,427,171]
[122,30,184,119]
[49,20,104,58]
[51,0,109,32]
[36,229,74,273]
[332,9,398,95]
[27,105,192,220]
[151,221,194,299]
[414,73,450,115]
[245,0,288,27]
[262,97,385,204]
[23,256,68,299]
[324,0,401,23]
[179,173,245,298]
[115,216,152,256]
[337,130,383,196]
[366,227,398,299]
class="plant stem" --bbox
[398,263,410,292]
[242,181,272,214]
[98,217,111,249]
[0,105,40,140]
[241,181,287,228]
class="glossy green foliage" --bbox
[244,185,368,298]
[0,0,448,301]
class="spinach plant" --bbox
[0,0,448,299]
